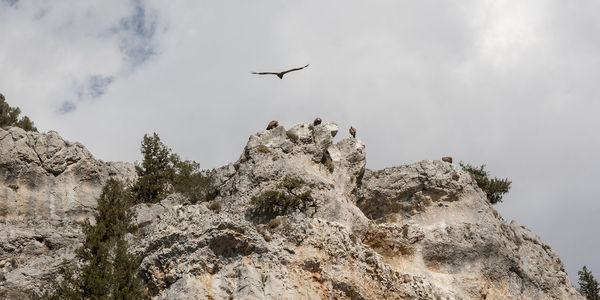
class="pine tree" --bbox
[1,93,22,128]
[131,133,217,204]
[112,239,146,299]
[579,266,600,300]
[0,93,38,132]
[14,115,37,132]
[459,162,511,204]
[131,133,176,203]
[42,264,82,300]
[44,179,147,299]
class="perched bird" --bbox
[349,126,356,138]
[266,120,279,130]
[441,156,453,163]
[252,64,309,79]
[313,117,322,126]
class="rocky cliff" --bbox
[0,123,583,299]
[0,127,136,297]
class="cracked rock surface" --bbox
[130,122,581,299]
[0,127,136,298]
[0,123,583,299]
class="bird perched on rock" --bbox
[252,64,309,79]
[349,126,356,138]
[442,156,453,163]
[266,120,279,130]
[313,117,322,126]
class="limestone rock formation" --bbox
[0,127,136,297]
[357,162,579,299]
[129,122,581,299]
[0,127,136,222]
[0,123,583,299]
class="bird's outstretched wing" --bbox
[280,64,309,75]
[251,72,279,75]
[251,64,309,78]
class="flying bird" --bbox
[252,64,309,79]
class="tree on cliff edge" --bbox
[131,133,176,203]
[0,93,38,132]
[459,162,511,204]
[578,265,600,300]
[131,132,217,204]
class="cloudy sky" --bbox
[2,0,599,284]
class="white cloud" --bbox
[0,0,160,121]
[475,1,547,69]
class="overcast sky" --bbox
[1,0,599,285]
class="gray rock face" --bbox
[357,161,581,299]
[0,127,136,222]
[130,123,581,299]
[0,127,136,297]
[0,123,582,299]
[215,122,368,232]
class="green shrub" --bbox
[251,190,289,215]
[281,177,305,191]
[460,162,511,204]
[172,159,217,204]
[14,116,37,132]
[131,133,218,205]
[0,93,38,132]
[250,177,313,216]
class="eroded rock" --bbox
[0,123,582,299]
[0,127,136,297]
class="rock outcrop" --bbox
[0,123,583,299]
[0,127,136,297]
[357,163,578,299]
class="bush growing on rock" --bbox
[14,116,37,132]
[172,158,218,204]
[460,162,511,204]
[250,177,314,217]
[131,133,216,204]
[0,93,38,132]
[251,190,291,215]
[280,177,305,191]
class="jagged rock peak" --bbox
[0,126,136,222]
[215,121,369,232]
[132,121,581,299]
[0,122,583,299]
